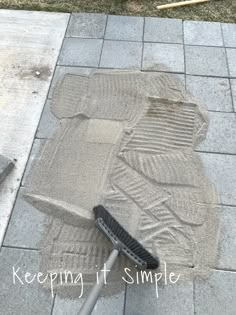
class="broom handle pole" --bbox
[79,249,120,315]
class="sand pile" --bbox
[24,70,220,296]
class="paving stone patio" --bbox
[1,11,236,315]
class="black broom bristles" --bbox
[93,205,159,270]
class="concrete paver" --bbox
[226,48,236,77]
[144,17,183,44]
[105,15,144,41]
[221,23,236,48]
[231,79,236,111]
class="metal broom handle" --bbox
[78,249,120,315]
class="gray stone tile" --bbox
[186,76,233,112]
[199,153,236,206]
[215,206,236,270]
[36,100,59,139]
[66,13,107,38]
[221,23,236,48]
[0,247,53,315]
[100,40,142,68]
[53,290,125,314]
[144,17,183,44]
[22,139,45,187]
[226,48,236,77]
[125,280,194,315]
[58,38,103,67]
[48,66,93,99]
[185,46,228,77]
[184,21,223,46]
[196,112,236,154]
[105,15,144,41]
[143,43,184,73]
[195,270,236,315]
[4,187,49,249]
[231,79,236,111]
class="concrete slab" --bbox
[36,100,59,139]
[215,206,236,270]
[195,270,236,315]
[144,17,183,44]
[105,15,144,41]
[0,10,69,246]
[125,280,194,315]
[0,154,14,184]
[184,21,223,46]
[3,187,49,249]
[58,38,103,67]
[48,66,93,99]
[143,43,184,73]
[226,48,236,77]
[53,290,125,315]
[66,13,107,38]
[231,79,236,111]
[199,153,236,206]
[0,247,53,315]
[196,112,236,154]
[100,40,142,68]
[185,46,228,77]
[221,23,236,48]
[186,76,233,112]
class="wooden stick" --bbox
[157,0,209,10]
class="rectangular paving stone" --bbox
[0,247,53,315]
[100,40,142,68]
[226,48,236,77]
[186,76,233,112]
[125,280,194,315]
[230,79,236,111]
[58,38,103,67]
[22,139,45,187]
[185,46,228,77]
[105,15,144,41]
[221,23,236,48]
[3,187,49,249]
[199,153,236,206]
[53,290,125,314]
[196,112,236,154]
[36,100,59,139]
[195,270,236,315]
[184,21,223,46]
[214,206,236,270]
[144,17,183,44]
[143,43,184,73]
[66,13,107,38]
[48,66,93,99]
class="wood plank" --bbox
[0,10,69,245]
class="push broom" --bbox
[79,205,160,315]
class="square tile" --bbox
[144,17,183,44]
[125,280,194,315]
[66,13,107,38]
[185,46,228,77]
[200,153,236,206]
[215,206,236,270]
[197,112,236,154]
[105,15,144,41]
[195,270,236,315]
[3,187,49,249]
[226,48,236,77]
[221,23,236,48]
[186,76,233,112]
[100,40,142,68]
[143,43,184,72]
[53,290,125,314]
[184,21,223,46]
[0,247,53,315]
[231,79,236,111]
[58,38,103,67]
